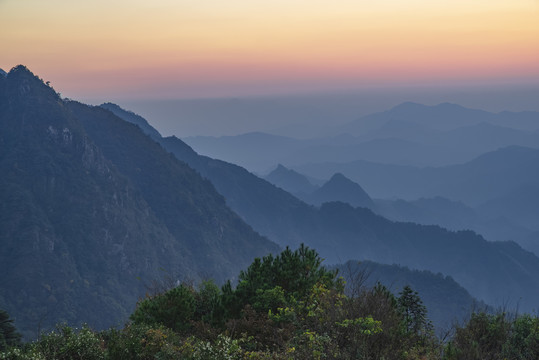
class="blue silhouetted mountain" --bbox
[182,102,539,172]
[106,103,539,315]
[429,122,539,153]
[0,66,278,339]
[296,147,539,255]
[265,164,318,195]
[307,173,374,209]
[374,197,477,231]
[295,146,539,206]
[335,260,487,330]
[0,68,6,77]
[184,132,302,173]
[342,102,539,135]
[372,196,539,258]
[476,183,539,234]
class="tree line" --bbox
[2,245,539,359]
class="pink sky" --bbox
[1,0,538,100]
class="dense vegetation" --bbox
[334,261,484,330]
[3,246,539,359]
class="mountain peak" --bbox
[0,68,6,77]
[329,172,349,182]
[8,65,39,81]
[4,64,61,101]
[265,164,317,194]
[310,173,374,209]
[390,101,425,112]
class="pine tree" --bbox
[0,309,22,351]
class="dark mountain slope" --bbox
[0,66,278,339]
[101,104,316,248]
[70,101,279,277]
[159,136,315,248]
[0,66,184,338]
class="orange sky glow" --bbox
[1,0,538,99]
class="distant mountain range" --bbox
[182,102,539,173]
[342,102,539,134]
[294,145,539,202]
[267,164,539,257]
[108,102,539,314]
[294,146,539,245]
[265,168,374,209]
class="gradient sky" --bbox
[1,0,538,100]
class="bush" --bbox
[130,284,196,333]
[34,325,104,360]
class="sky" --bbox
[1,0,538,102]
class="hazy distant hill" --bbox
[0,69,6,77]
[183,132,302,173]
[374,197,477,231]
[183,102,539,172]
[476,183,539,232]
[295,146,539,205]
[371,197,535,250]
[306,173,375,209]
[265,164,318,195]
[0,66,279,339]
[428,122,539,154]
[342,102,539,135]
[108,103,539,314]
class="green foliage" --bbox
[0,310,21,352]
[398,285,432,336]
[104,323,185,360]
[191,334,243,360]
[8,245,539,360]
[130,284,196,333]
[444,312,539,360]
[230,244,343,316]
[4,325,105,360]
[194,280,224,326]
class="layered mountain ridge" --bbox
[106,101,539,315]
[3,65,538,340]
